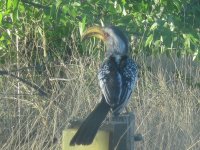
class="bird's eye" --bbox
[104,32,110,39]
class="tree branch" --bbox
[0,70,48,97]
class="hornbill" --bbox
[70,26,138,145]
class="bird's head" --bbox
[82,26,129,58]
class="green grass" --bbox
[0,36,200,150]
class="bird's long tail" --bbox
[70,96,110,145]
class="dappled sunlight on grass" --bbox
[0,50,200,149]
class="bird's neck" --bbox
[114,54,121,64]
[107,53,127,65]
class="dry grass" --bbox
[0,31,200,150]
[133,55,200,150]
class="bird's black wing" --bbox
[113,58,138,115]
[98,57,122,107]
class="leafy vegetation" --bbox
[0,0,200,149]
[1,0,200,62]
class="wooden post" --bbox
[109,112,135,150]
[64,112,136,150]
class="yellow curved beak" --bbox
[82,26,106,41]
